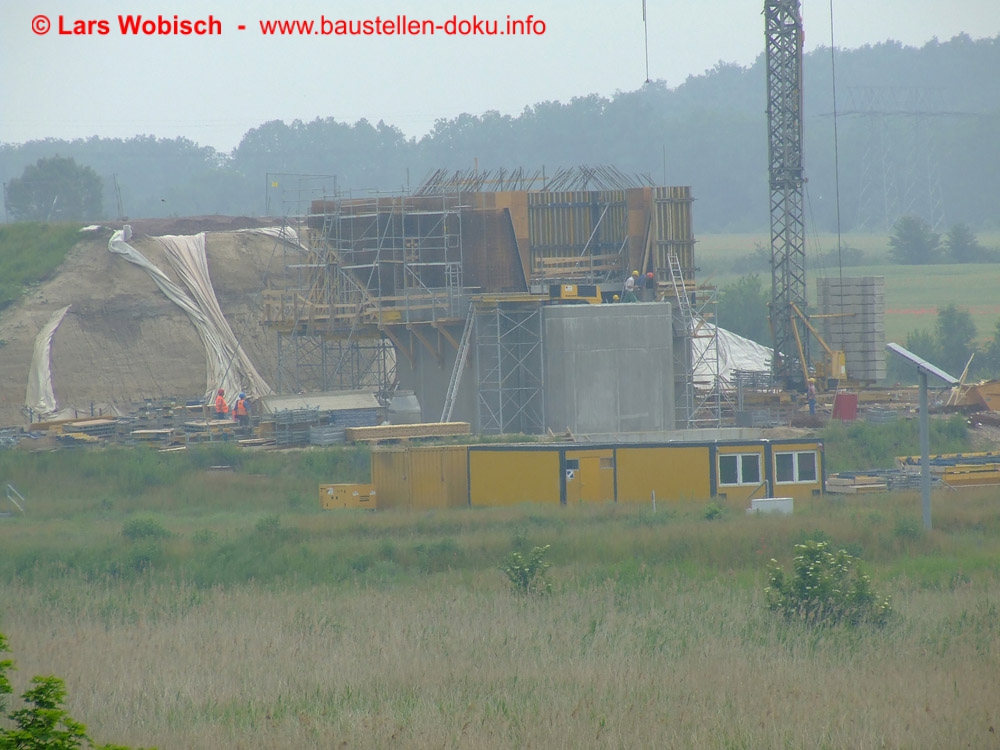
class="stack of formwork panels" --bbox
[816,276,886,383]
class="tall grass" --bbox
[0,222,82,312]
[1,563,998,749]
[2,445,1000,748]
[823,414,971,473]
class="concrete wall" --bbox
[394,331,479,428]
[543,302,675,434]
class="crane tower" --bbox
[765,0,807,388]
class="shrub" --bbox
[765,541,892,627]
[499,544,552,596]
[704,502,725,521]
[121,518,170,541]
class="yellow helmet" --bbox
[632,270,639,276]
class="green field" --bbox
[698,232,1000,344]
[1,444,998,749]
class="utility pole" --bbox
[765,0,808,388]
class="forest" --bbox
[1,33,999,232]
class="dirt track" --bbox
[0,225,290,427]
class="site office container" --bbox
[372,445,468,510]
[468,446,561,506]
[323,439,824,511]
[766,440,825,503]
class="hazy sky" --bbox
[2,0,997,152]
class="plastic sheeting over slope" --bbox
[24,305,70,417]
[692,323,772,386]
[108,226,272,403]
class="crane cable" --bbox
[828,0,847,344]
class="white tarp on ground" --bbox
[108,226,273,404]
[235,226,310,252]
[24,305,71,417]
[692,323,772,386]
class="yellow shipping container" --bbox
[615,445,711,502]
[372,446,469,510]
[469,447,561,506]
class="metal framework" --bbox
[765,0,808,388]
[274,333,396,400]
[848,87,947,231]
[475,303,545,435]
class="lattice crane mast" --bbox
[765,0,808,389]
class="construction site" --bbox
[3,0,999,500]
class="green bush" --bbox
[121,518,170,541]
[499,544,552,596]
[765,541,892,627]
[704,502,725,521]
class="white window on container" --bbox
[718,453,762,486]
[775,451,818,484]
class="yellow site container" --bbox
[469,447,561,506]
[372,445,469,510]
[767,441,825,503]
[615,445,711,503]
[320,439,824,511]
[713,444,768,503]
[564,448,615,503]
[319,483,376,510]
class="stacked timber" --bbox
[825,473,889,494]
[345,422,470,444]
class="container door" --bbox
[579,456,615,503]
[565,458,581,503]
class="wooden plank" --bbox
[345,422,470,443]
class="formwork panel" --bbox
[469,449,560,506]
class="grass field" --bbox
[0,222,82,313]
[698,232,1000,344]
[0,445,998,749]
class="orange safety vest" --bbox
[235,398,248,417]
[215,394,228,414]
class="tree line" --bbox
[2,34,998,230]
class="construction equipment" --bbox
[765,0,808,390]
[547,284,603,305]
[789,302,847,390]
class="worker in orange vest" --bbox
[233,392,250,428]
[214,388,229,420]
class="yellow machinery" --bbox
[789,302,848,391]
[547,283,603,305]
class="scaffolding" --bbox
[260,169,709,433]
[475,303,545,435]
[848,87,947,231]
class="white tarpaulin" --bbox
[108,226,273,404]
[235,226,310,252]
[692,323,772,387]
[25,305,71,417]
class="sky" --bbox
[1,0,997,153]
